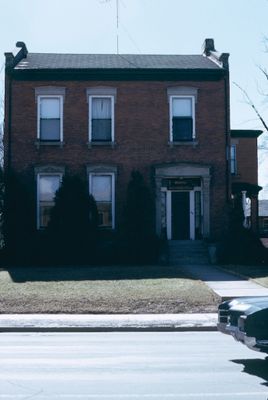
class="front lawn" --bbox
[0,265,220,313]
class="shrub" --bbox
[219,197,266,264]
[124,170,158,263]
[3,170,35,265]
[46,174,98,265]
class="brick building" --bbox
[4,39,262,248]
[230,129,262,232]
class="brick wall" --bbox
[6,78,229,239]
[231,137,258,185]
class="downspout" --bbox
[6,73,12,173]
[4,53,14,175]
[224,69,231,202]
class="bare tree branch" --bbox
[258,65,268,80]
[233,82,268,132]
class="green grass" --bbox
[0,265,220,314]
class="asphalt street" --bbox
[0,331,268,399]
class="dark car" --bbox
[218,296,268,353]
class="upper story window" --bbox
[230,144,237,175]
[35,87,65,144]
[37,173,62,229]
[38,95,63,142]
[167,88,197,144]
[87,87,117,144]
[89,96,114,142]
[170,96,195,141]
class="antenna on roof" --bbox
[116,0,119,54]
[99,0,119,54]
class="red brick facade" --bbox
[230,130,262,232]
[4,40,237,241]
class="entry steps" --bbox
[168,240,210,265]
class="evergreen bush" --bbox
[220,196,266,264]
[46,174,98,265]
[124,170,158,263]
[3,170,35,264]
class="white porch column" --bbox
[202,176,210,238]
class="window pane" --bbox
[40,119,60,140]
[39,203,54,228]
[92,175,112,202]
[172,98,192,117]
[97,202,112,228]
[40,98,60,118]
[39,175,61,201]
[172,117,193,141]
[92,98,111,119]
[92,119,111,141]
[230,145,236,174]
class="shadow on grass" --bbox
[231,358,268,386]
[1,264,198,283]
[223,265,268,280]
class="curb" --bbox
[0,326,218,332]
[0,313,218,333]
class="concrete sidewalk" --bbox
[0,313,218,332]
[180,263,268,300]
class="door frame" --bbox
[166,187,201,240]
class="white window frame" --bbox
[169,95,195,142]
[37,95,64,142]
[89,172,115,229]
[88,95,115,143]
[37,173,63,229]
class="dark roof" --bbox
[231,129,263,138]
[15,53,221,71]
[232,182,262,195]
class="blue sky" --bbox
[1,0,268,196]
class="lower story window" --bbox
[89,173,114,228]
[37,174,61,228]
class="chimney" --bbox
[16,41,28,58]
[4,53,15,70]
[5,41,28,71]
[203,38,215,56]
[203,38,229,70]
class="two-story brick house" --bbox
[4,39,261,250]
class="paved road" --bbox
[0,332,268,399]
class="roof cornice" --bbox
[231,129,263,138]
[9,67,226,81]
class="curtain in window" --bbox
[92,98,111,119]
[91,98,112,141]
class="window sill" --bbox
[168,140,198,147]
[87,141,116,148]
[35,140,64,148]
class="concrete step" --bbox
[168,240,210,265]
